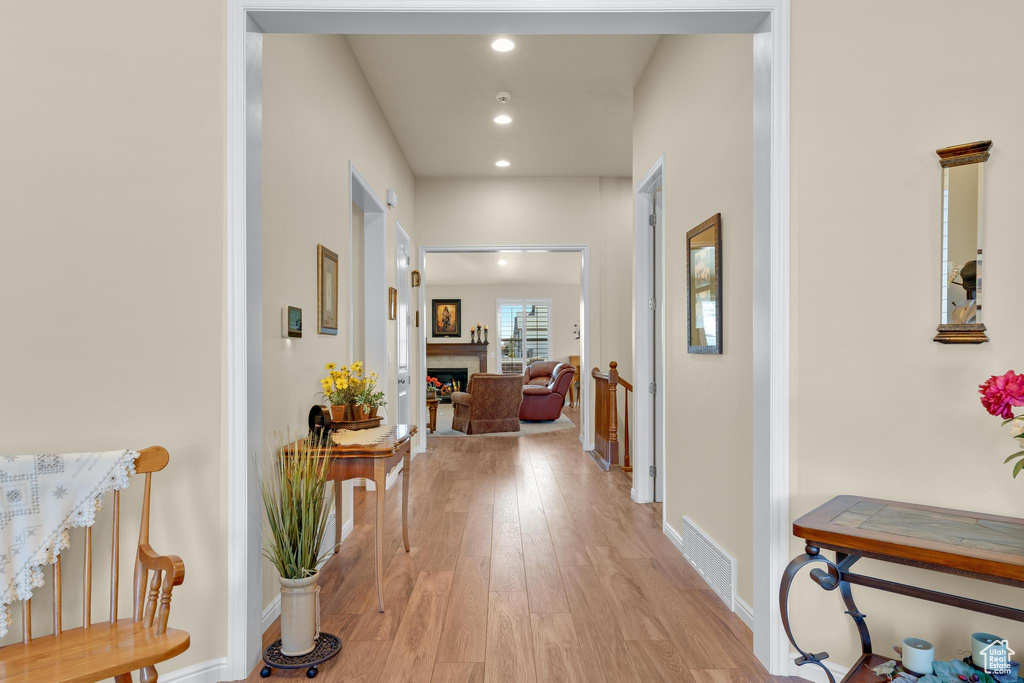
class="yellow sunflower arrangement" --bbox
[319,362,385,411]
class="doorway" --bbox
[635,158,666,505]
[226,4,791,678]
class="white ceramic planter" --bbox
[279,574,319,656]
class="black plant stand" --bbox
[259,633,342,679]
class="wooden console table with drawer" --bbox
[780,495,1024,683]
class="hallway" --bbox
[247,420,792,682]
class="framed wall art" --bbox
[317,244,339,335]
[686,213,723,354]
[431,299,461,338]
[388,287,398,321]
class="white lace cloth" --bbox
[0,449,139,637]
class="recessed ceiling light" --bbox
[491,38,515,52]
[498,259,508,266]
[493,114,512,125]
[495,160,510,168]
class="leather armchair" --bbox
[523,360,561,386]
[519,362,576,421]
[451,373,524,435]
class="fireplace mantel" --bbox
[426,342,488,374]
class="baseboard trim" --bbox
[662,521,752,630]
[735,596,754,631]
[261,515,353,632]
[159,656,228,683]
[789,654,849,683]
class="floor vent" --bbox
[680,516,736,611]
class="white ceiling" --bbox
[426,251,581,285]
[347,35,660,177]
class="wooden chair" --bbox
[0,446,189,683]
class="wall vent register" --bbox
[681,515,737,611]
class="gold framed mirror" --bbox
[934,140,991,344]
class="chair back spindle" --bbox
[110,489,120,623]
[22,599,31,642]
[83,526,92,627]
[52,556,62,635]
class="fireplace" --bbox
[428,367,469,403]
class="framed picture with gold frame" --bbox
[686,213,722,354]
[317,244,339,335]
[388,287,398,321]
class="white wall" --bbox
[633,34,755,606]
[425,283,582,373]
[789,0,1024,668]
[0,0,226,667]
[261,34,417,611]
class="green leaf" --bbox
[1014,458,1024,479]
[1003,450,1024,464]
[1001,416,1024,427]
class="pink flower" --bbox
[979,370,1024,419]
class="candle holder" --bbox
[476,324,482,340]
[484,328,488,344]
[470,329,476,343]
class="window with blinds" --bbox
[497,298,552,374]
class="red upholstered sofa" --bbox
[519,361,576,421]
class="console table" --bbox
[284,424,416,614]
[781,495,1024,683]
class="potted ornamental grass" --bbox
[262,433,333,656]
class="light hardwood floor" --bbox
[243,410,797,682]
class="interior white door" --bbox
[395,225,412,424]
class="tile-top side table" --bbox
[781,495,1024,683]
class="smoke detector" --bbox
[496,91,511,103]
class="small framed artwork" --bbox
[388,287,398,320]
[431,299,461,337]
[686,213,723,354]
[317,244,339,335]
[282,305,302,338]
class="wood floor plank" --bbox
[421,511,469,571]
[379,570,455,683]
[436,556,490,663]
[530,612,587,683]
[521,533,569,614]
[493,479,520,524]
[431,663,486,683]
[625,639,692,683]
[560,564,639,683]
[460,504,494,557]
[490,522,527,592]
[329,638,393,682]
[585,546,667,641]
[543,509,589,566]
[485,591,536,683]
[348,546,423,641]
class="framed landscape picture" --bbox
[317,244,339,335]
[686,213,723,354]
[431,299,461,337]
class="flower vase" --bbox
[350,404,369,421]
[369,407,379,419]
[279,574,319,656]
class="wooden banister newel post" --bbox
[608,362,619,448]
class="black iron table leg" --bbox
[779,545,842,683]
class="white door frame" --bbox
[350,162,388,380]
[417,244,591,455]
[633,156,666,507]
[226,1,790,678]
[395,222,413,423]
